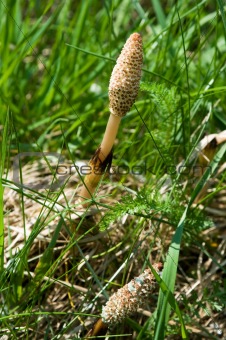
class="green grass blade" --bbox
[151,264,188,339]
[217,0,226,41]
[24,216,64,297]
[190,143,226,205]
[154,207,188,339]
[154,143,226,339]
[66,43,115,62]
[0,112,9,272]
[151,0,167,28]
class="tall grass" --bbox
[1,1,226,339]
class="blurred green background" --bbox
[1,0,226,174]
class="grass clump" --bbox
[1,1,226,339]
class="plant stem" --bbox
[79,114,121,202]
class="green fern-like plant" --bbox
[141,81,178,116]
[100,186,213,245]
[140,81,182,170]
[99,188,172,231]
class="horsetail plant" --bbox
[79,33,143,203]
[102,262,162,326]
[86,262,162,338]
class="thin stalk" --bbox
[79,115,121,201]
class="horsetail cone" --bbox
[79,33,143,202]
[99,32,143,163]
[101,263,162,327]
[109,32,143,117]
[85,262,161,338]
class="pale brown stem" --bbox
[79,114,121,203]
[99,114,121,162]
[85,318,108,339]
